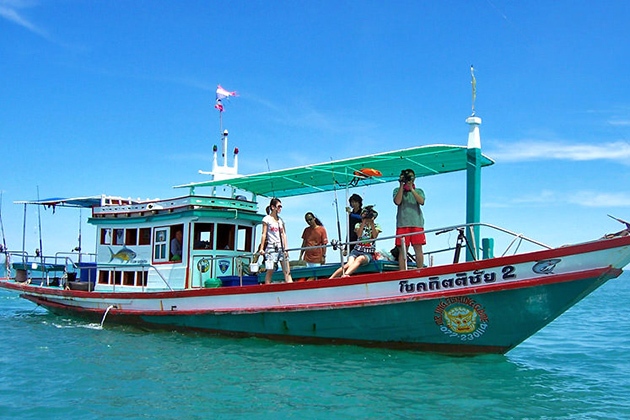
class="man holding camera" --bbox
[393,168,426,270]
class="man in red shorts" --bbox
[393,168,426,270]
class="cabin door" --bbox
[190,255,214,288]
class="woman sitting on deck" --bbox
[330,206,381,278]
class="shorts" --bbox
[264,248,286,270]
[395,227,426,246]
[349,248,374,265]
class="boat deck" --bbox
[267,260,404,283]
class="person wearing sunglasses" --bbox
[258,198,293,284]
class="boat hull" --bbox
[3,235,629,354]
[20,267,619,354]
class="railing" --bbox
[281,222,551,269]
[2,250,79,286]
[96,263,173,292]
[1,250,173,291]
[55,251,97,266]
[1,222,552,289]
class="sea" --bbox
[1,274,629,420]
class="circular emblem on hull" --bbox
[434,297,489,341]
[197,258,210,273]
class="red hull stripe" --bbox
[21,266,619,316]
[2,234,628,300]
[0,236,630,299]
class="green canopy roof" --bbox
[175,145,494,198]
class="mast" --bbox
[196,86,240,197]
[465,65,482,261]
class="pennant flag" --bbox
[214,99,224,112]
[216,85,237,100]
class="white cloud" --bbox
[0,0,48,38]
[608,120,630,127]
[487,141,630,164]
[512,189,557,204]
[493,189,630,209]
[567,191,630,208]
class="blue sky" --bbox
[1,1,629,264]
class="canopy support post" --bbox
[465,116,482,262]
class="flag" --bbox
[216,85,237,100]
[214,99,224,112]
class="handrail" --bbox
[2,222,551,286]
[281,222,552,265]
[97,263,174,291]
[54,251,97,268]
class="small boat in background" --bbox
[2,115,629,355]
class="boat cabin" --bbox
[89,195,262,291]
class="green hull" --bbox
[137,274,611,354]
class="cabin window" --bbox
[137,271,148,287]
[97,270,147,287]
[123,271,135,286]
[125,229,138,246]
[237,226,253,252]
[98,271,109,284]
[112,271,122,285]
[114,229,125,245]
[170,224,184,262]
[100,228,112,245]
[139,228,151,245]
[193,223,214,250]
[154,229,169,261]
[217,224,235,250]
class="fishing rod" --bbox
[0,191,7,252]
[77,208,82,264]
[330,159,346,275]
[266,158,275,197]
[36,186,45,271]
[21,203,27,265]
[0,192,8,274]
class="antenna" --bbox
[470,65,476,116]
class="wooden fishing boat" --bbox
[1,118,629,354]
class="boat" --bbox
[1,115,629,355]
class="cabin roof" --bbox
[175,145,494,198]
[14,195,147,209]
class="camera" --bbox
[399,169,414,183]
[362,205,378,219]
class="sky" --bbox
[1,0,630,265]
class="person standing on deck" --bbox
[393,169,426,270]
[299,212,328,267]
[258,198,293,284]
[346,194,363,251]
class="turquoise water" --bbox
[1,274,629,420]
